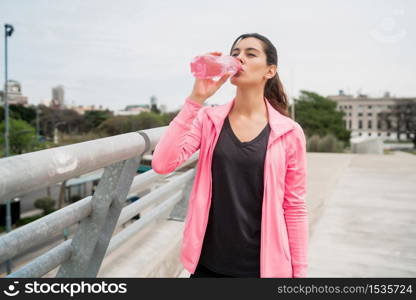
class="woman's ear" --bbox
[265,65,277,79]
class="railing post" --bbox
[168,168,196,221]
[56,155,142,277]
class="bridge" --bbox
[0,127,415,277]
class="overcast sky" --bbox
[1,0,415,112]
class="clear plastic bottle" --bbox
[190,54,242,80]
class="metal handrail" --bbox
[0,131,148,202]
[0,126,199,277]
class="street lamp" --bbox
[3,23,14,275]
[54,121,66,144]
[3,23,13,157]
[36,107,41,141]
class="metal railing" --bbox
[0,127,199,277]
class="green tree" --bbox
[0,104,37,124]
[293,90,351,145]
[131,112,164,131]
[34,197,56,215]
[379,100,416,148]
[37,105,91,137]
[0,118,38,155]
[98,112,165,135]
[84,110,113,131]
[98,116,131,135]
[160,110,179,125]
[150,103,161,114]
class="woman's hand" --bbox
[188,51,233,105]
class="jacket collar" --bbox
[205,97,295,148]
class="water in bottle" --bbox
[190,54,242,80]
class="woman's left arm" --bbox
[283,122,309,278]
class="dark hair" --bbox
[229,33,289,117]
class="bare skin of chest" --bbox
[227,114,268,143]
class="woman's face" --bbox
[230,37,276,87]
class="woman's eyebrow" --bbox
[231,47,260,53]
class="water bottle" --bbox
[190,54,242,80]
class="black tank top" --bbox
[198,115,271,277]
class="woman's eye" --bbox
[231,53,255,57]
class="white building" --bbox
[114,104,150,116]
[328,90,416,141]
[0,80,29,106]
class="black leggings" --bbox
[189,263,235,278]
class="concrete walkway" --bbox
[308,151,416,277]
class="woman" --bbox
[152,33,308,278]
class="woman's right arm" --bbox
[151,52,232,174]
[151,97,205,174]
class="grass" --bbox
[58,132,108,146]
[383,140,414,144]
[401,149,416,155]
[0,211,55,233]
[15,214,44,226]
[0,214,43,233]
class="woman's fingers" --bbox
[215,72,232,87]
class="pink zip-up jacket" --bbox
[152,96,308,278]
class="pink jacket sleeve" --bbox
[151,97,205,174]
[283,122,309,278]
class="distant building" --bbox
[125,104,150,111]
[150,95,157,107]
[0,80,29,106]
[69,104,108,115]
[150,95,161,113]
[328,90,416,140]
[114,104,150,116]
[159,104,167,114]
[50,85,65,109]
[40,99,51,106]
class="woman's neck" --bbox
[231,86,268,120]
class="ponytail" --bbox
[264,72,289,117]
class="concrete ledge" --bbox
[351,137,383,154]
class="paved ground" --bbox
[308,151,416,277]
[305,152,355,234]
